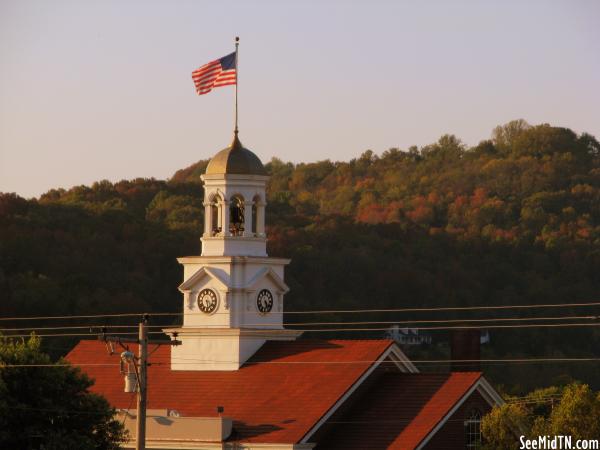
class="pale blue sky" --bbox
[1,0,599,198]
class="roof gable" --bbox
[246,267,289,293]
[178,266,229,292]
[316,372,492,450]
[415,376,503,449]
[301,343,417,443]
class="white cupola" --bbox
[165,132,301,371]
[200,132,268,257]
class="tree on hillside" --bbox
[492,119,531,153]
[0,335,126,449]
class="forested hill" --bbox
[2,120,600,391]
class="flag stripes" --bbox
[192,52,237,96]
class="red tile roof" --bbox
[316,372,482,449]
[66,339,393,444]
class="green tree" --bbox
[482,383,600,449]
[538,383,600,439]
[481,402,529,450]
[492,119,530,153]
[0,335,126,449]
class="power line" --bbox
[282,301,600,315]
[289,323,600,332]
[7,405,126,416]
[1,332,141,338]
[0,312,148,321]
[167,356,600,365]
[1,325,140,332]
[3,321,600,339]
[0,405,544,424]
[4,357,600,368]
[31,347,600,370]
[2,300,600,321]
[2,313,599,332]
[1,363,118,367]
[259,315,600,327]
[164,356,600,366]
[37,344,599,370]
[1,325,148,332]
[2,313,598,333]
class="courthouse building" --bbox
[67,134,503,449]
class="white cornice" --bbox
[178,256,291,265]
[201,236,267,243]
[387,343,419,373]
[163,327,303,340]
[476,376,505,406]
[201,173,270,183]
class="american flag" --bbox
[192,52,237,96]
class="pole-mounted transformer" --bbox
[99,315,181,450]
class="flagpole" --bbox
[234,36,239,137]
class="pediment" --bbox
[245,267,289,294]
[178,267,229,292]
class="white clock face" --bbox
[197,289,218,314]
[256,289,274,314]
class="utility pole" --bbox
[100,314,180,450]
[136,315,148,450]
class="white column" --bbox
[203,202,212,237]
[222,200,231,237]
[256,202,266,237]
[243,200,253,237]
[216,201,223,235]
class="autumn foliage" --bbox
[1,120,600,391]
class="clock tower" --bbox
[165,133,301,370]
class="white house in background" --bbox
[387,325,433,345]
